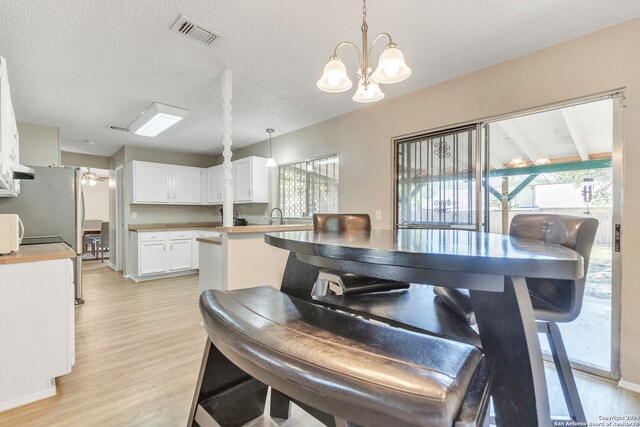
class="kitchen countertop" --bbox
[0,243,76,265]
[197,237,222,245]
[216,224,313,234]
[129,222,221,232]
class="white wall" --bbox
[83,179,109,222]
[230,19,640,385]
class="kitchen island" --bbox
[199,224,313,292]
[0,243,76,411]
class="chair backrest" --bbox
[85,219,102,230]
[313,214,371,232]
[279,252,322,301]
[510,214,599,322]
[100,222,110,246]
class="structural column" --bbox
[222,69,233,227]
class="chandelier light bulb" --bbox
[89,178,97,186]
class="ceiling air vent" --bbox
[170,15,223,46]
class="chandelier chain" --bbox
[362,0,367,22]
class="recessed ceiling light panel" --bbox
[129,102,189,137]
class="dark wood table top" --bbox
[265,229,583,280]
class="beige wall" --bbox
[119,146,217,275]
[61,151,111,169]
[17,122,60,167]
[230,19,640,385]
[83,179,109,222]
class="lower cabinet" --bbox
[139,240,167,275]
[132,230,218,280]
[0,258,75,410]
[168,239,192,271]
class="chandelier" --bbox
[316,0,411,103]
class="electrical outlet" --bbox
[132,212,138,219]
[375,210,382,220]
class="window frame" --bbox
[278,153,339,219]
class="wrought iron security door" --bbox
[395,125,479,229]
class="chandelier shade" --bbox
[352,80,384,103]
[371,45,412,84]
[317,57,353,93]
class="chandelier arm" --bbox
[332,41,362,67]
[368,33,394,62]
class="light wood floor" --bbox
[0,263,637,426]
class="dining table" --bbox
[265,228,584,427]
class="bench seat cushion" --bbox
[200,286,484,427]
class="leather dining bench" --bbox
[189,285,493,427]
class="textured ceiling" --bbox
[1,0,639,157]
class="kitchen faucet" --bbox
[268,207,284,225]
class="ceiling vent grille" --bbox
[170,15,223,46]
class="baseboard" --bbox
[618,379,640,394]
[128,270,198,283]
[106,262,119,271]
[0,380,56,412]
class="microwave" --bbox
[0,214,23,255]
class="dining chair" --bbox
[98,222,109,263]
[434,213,598,424]
[311,214,410,296]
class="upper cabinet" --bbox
[206,165,223,205]
[0,56,20,197]
[234,156,269,204]
[132,161,202,205]
[132,156,269,205]
[206,156,269,205]
[132,162,171,204]
[172,166,203,204]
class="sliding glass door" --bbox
[481,96,622,378]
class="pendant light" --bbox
[266,128,277,168]
[317,0,411,103]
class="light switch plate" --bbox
[375,210,382,220]
[132,212,138,219]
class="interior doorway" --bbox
[482,95,623,378]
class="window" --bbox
[395,126,477,228]
[279,154,339,218]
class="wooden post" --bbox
[501,176,509,234]
[222,69,233,228]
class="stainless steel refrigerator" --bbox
[0,166,85,303]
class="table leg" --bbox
[470,276,550,427]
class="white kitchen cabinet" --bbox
[233,156,269,203]
[132,230,210,280]
[132,161,203,205]
[234,157,252,202]
[206,165,223,204]
[132,162,171,204]
[139,240,167,275]
[0,258,75,411]
[168,239,193,271]
[0,56,21,196]
[172,166,203,204]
